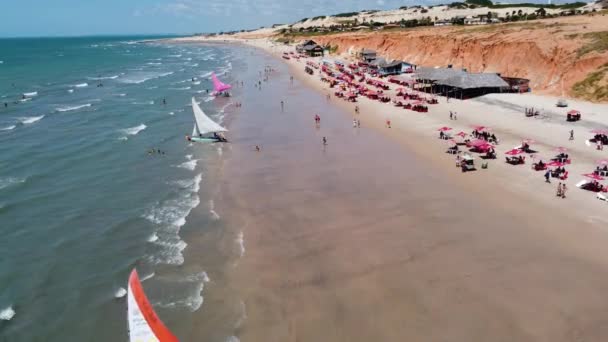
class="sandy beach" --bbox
[168,37,608,341]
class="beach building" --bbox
[436,73,509,99]
[359,49,377,63]
[369,58,402,75]
[296,40,324,57]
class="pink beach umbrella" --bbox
[505,149,524,156]
[547,161,564,167]
[438,126,452,132]
[455,131,468,138]
[583,173,605,181]
[597,159,608,166]
[590,129,608,135]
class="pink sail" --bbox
[211,73,232,93]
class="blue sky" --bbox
[1,0,566,37]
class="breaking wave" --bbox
[0,125,16,131]
[87,75,119,80]
[18,115,44,124]
[0,177,26,190]
[55,103,92,112]
[120,71,174,84]
[121,124,147,136]
[23,91,37,97]
[74,83,88,88]
[0,306,15,321]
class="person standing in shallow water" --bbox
[322,137,327,145]
[280,100,284,111]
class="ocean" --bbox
[0,36,239,341]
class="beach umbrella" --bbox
[447,139,457,146]
[468,139,488,147]
[554,146,568,153]
[547,161,564,167]
[590,129,608,135]
[411,100,423,105]
[567,109,580,115]
[455,131,468,138]
[583,173,605,181]
[471,125,488,132]
[437,127,452,132]
[505,149,524,156]
[596,159,608,166]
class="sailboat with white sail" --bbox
[187,97,228,143]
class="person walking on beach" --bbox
[353,118,358,128]
[386,119,391,128]
[450,111,453,120]
[454,112,458,120]
[280,100,284,111]
[255,145,260,152]
[569,130,574,141]
[557,182,562,197]
[355,105,359,114]
[290,76,294,84]
[561,183,567,198]
[357,119,361,128]
[322,137,327,146]
[544,169,551,183]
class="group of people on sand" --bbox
[449,111,458,120]
[524,107,539,117]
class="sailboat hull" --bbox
[190,136,221,143]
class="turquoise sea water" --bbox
[0,37,238,341]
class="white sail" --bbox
[191,97,227,137]
[127,269,179,342]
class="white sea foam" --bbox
[168,111,174,115]
[56,103,91,112]
[184,57,192,61]
[0,306,15,321]
[19,98,31,103]
[120,71,173,84]
[204,96,214,102]
[1,125,16,131]
[169,87,191,90]
[168,54,182,58]
[23,91,37,97]
[192,81,201,85]
[143,174,201,265]
[131,100,154,105]
[141,272,155,282]
[114,93,127,97]
[178,159,197,171]
[74,83,88,88]
[157,271,209,312]
[121,124,147,136]
[236,231,245,257]
[209,200,220,220]
[114,287,127,299]
[18,115,44,124]
[0,177,25,191]
[200,71,212,78]
[185,154,193,160]
[87,75,119,80]
[148,232,159,242]
[67,89,74,93]
[0,61,3,64]
[146,62,162,65]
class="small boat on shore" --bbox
[187,97,228,143]
[127,269,179,342]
